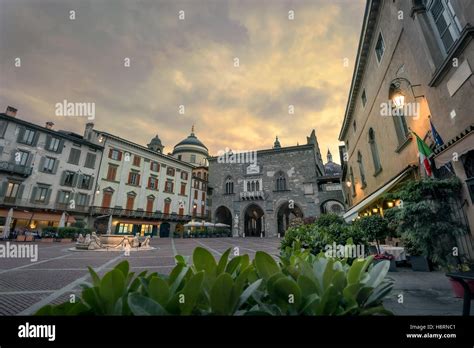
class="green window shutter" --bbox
[72,173,80,187]
[17,184,25,199]
[44,188,52,205]
[88,176,94,190]
[0,120,7,137]
[45,135,52,151]
[17,126,25,143]
[32,131,40,146]
[52,159,59,174]
[57,139,65,154]
[60,171,67,186]
[38,157,45,172]
[85,195,91,207]
[30,187,38,203]
[25,152,33,167]
[0,181,8,197]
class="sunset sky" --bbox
[0,0,366,163]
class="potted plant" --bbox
[40,227,56,243]
[374,252,397,272]
[446,261,474,298]
[402,233,431,272]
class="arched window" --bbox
[251,181,255,191]
[225,177,234,194]
[369,128,382,174]
[256,180,260,191]
[247,182,250,191]
[275,172,287,191]
[389,81,410,145]
[357,151,367,188]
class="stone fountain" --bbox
[73,232,155,251]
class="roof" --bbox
[324,161,342,176]
[338,0,381,140]
[0,113,103,150]
[174,133,208,151]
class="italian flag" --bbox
[414,132,433,177]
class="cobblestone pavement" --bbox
[0,238,470,316]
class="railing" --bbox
[0,197,91,214]
[240,190,265,200]
[0,161,32,176]
[54,203,90,213]
[90,206,192,222]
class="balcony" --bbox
[0,161,32,177]
[90,206,192,222]
[240,190,265,201]
[54,203,90,213]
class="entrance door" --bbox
[159,222,170,238]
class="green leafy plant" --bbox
[353,215,389,254]
[36,247,393,316]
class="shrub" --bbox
[353,215,389,253]
[36,247,393,316]
[314,213,346,228]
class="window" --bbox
[225,177,234,194]
[34,186,49,203]
[42,157,56,173]
[357,151,367,188]
[369,128,382,174]
[393,112,410,145]
[15,150,29,166]
[165,181,174,193]
[146,197,155,213]
[178,155,182,160]
[57,190,71,204]
[5,182,20,201]
[150,161,159,172]
[109,149,122,161]
[20,128,36,145]
[102,191,113,208]
[84,153,96,169]
[0,120,8,138]
[133,155,141,166]
[202,183,207,191]
[181,172,188,180]
[148,177,159,190]
[361,89,367,107]
[68,148,81,165]
[106,165,118,181]
[63,171,75,187]
[427,0,461,54]
[202,192,206,201]
[194,190,198,199]
[190,154,196,163]
[126,194,135,210]
[375,32,385,63]
[180,183,186,195]
[79,175,92,189]
[163,198,171,214]
[167,167,175,176]
[47,137,61,152]
[117,223,133,234]
[76,193,87,206]
[275,172,287,191]
[128,172,140,186]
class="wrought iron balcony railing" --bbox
[0,161,33,176]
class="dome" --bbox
[172,126,209,166]
[147,134,164,153]
[324,161,342,176]
[174,133,208,150]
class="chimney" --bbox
[5,106,17,117]
[84,122,95,141]
[45,121,54,129]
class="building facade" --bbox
[338,0,474,236]
[0,107,102,232]
[208,130,344,237]
[84,123,194,237]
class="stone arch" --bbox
[275,200,304,237]
[320,199,345,216]
[215,205,233,230]
[243,203,265,237]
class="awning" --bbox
[433,131,474,168]
[343,166,414,222]
[0,209,76,223]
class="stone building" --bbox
[208,130,344,237]
[338,0,474,238]
[0,107,102,232]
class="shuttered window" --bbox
[68,148,81,165]
[84,153,96,169]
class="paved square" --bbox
[0,238,471,316]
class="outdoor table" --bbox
[379,245,406,261]
[445,271,474,316]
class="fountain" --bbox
[72,232,155,252]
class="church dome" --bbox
[147,134,164,153]
[173,126,209,166]
[175,133,208,151]
[324,149,341,175]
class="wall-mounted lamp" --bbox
[345,181,352,188]
[372,208,378,213]
[387,201,394,208]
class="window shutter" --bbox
[150,161,153,170]
[17,126,25,142]
[32,131,40,146]
[148,177,151,188]
[118,151,122,161]
[57,139,65,154]
[60,171,67,185]
[85,195,91,207]
[17,184,25,200]
[0,120,7,137]
[128,172,132,184]
[52,159,59,174]
[45,135,52,151]
[25,152,33,167]
[109,148,113,159]
[0,182,8,197]
[30,187,38,203]
[137,174,141,186]
[38,157,45,172]
[44,188,52,205]
[88,176,94,190]
[74,173,81,188]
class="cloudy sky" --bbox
[0,0,365,163]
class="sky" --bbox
[0,0,365,164]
